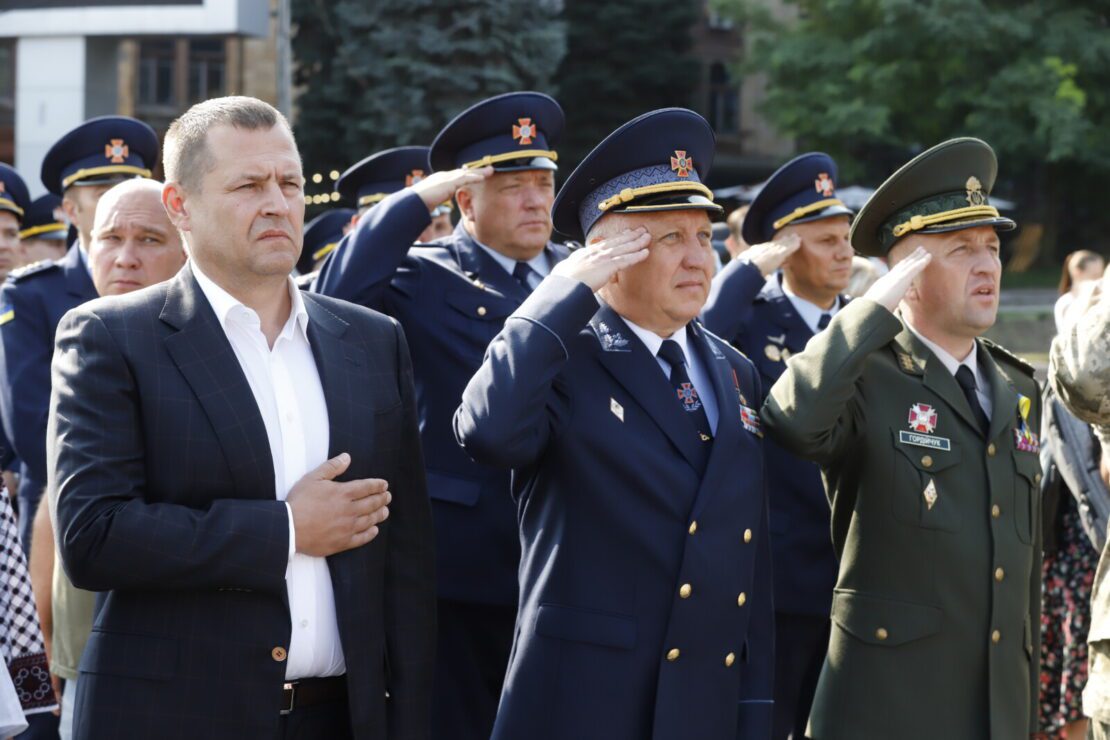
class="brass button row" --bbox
[477,306,487,316]
[665,648,737,667]
[679,583,692,599]
[991,629,1001,644]
[995,567,1005,582]
[875,627,889,641]
[743,528,752,544]
[987,443,996,457]
[921,455,933,468]
[991,504,1001,519]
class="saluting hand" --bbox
[286,453,392,557]
[863,245,932,312]
[552,227,651,292]
[744,233,802,276]
[409,166,494,211]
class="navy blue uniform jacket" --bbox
[455,275,774,739]
[702,260,842,616]
[312,190,568,606]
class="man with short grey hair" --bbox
[49,95,436,740]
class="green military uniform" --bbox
[761,138,1042,740]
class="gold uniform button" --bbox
[743,528,753,544]
[688,521,698,535]
[666,648,680,662]
[995,567,1005,582]
[271,646,287,662]
[991,630,1001,644]
[875,627,889,641]
[724,652,736,667]
[921,455,933,468]
[991,504,1001,519]
[1035,473,1042,484]
[737,592,747,607]
[987,443,996,457]
[477,306,487,316]
[679,583,692,599]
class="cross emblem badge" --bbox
[105,139,129,164]
[815,172,834,197]
[512,118,535,146]
[908,403,938,434]
[670,150,692,178]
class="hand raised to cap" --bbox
[409,166,494,211]
[744,232,802,277]
[552,227,652,292]
[863,246,932,313]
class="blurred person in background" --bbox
[1055,250,1104,335]
[724,204,750,260]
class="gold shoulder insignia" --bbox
[9,259,59,282]
[0,309,12,326]
[979,337,1036,377]
[896,351,918,374]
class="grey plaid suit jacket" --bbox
[47,264,436,740]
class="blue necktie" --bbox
[817,313,831,330]
[512,261,535,292]
[658,339,712,442]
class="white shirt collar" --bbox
[191,261,309,342]
[780,273,839,333]
[471,233,550,278]
[622,318,690,360]
[906,322,982,383]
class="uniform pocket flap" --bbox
[444,290,514,320]
[831,590,942,647]
[1011,450,1041,485]
[534,603,637,650]
[891,429,962,472]
[425,470,483,507]
[80,630,178,681]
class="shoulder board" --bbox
[8,259,60,282]
[979,336,1036,377]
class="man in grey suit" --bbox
[49,96,436,740]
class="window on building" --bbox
[137,39,177,112]
[708,62,739,135]
[0,40,13,163]
[188,39,226,104]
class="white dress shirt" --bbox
[192,263,345,679]
[780,275,841,334]
[907,323,993,420]
[623,320,719,434]
[474,237,550,291]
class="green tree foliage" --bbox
[555,0,701,166]
[714,0,1110,261]
[292,0,564,190]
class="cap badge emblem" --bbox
[512,118,535,146]
[965,176,986,206]
[815,172,835,197]
[105,139,129,164]
[670,150,692,178]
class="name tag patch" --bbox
[898,430,952,451]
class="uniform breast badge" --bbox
[923,478,938,511]
[1013,394,1040,453]
[899,402,952,451]
[732,368,762,437]
[597,322,629,351]
[610,397,625,422]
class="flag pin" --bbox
[610,398,624,422]
[923,478,938,511]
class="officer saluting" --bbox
[455,108,773,739]
[702,152,853,739]
[0,164,31,489]
[294,207,355,287]
[311,93,566,740]
[0,116,158,548]
[762,138,1041,739]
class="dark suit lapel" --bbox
[301,295,364,465]
[588,304,703,471]
[452,225,529,303]
[892,325,981,435]
[688,325,743,520]
[160,265,275,501]
[978,342,1019,444]
[61,244,98,301]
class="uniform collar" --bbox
[470,230,550,279]
[779,273,840,332]
[622,318,690,360]
[191,261,309,342]
[905,322,983,386]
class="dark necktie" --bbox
[658,339,713,441]
[512,261,535,292]
[955,365,990,437]
[817,313,832,330]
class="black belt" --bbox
[280,675,347,715]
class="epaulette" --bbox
[979,336,1036,377]
[7,259,59,283]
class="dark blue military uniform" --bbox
[455,108,774,739]
[294,207,355,287]
[0,164,31,481]
[0,116,156,550]
[19,194,68,244]
[312,93,567,740]
[702,152,853,739]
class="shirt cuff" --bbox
[284,502,296,578]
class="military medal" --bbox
[1013,393,1040,453]
[764,344,782,362]
[923,478,938,511]
[899,402,952,451]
